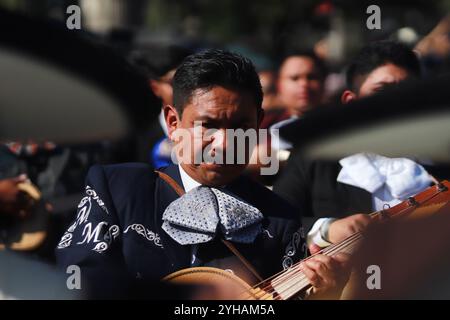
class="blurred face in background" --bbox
[358,63,410,97]
[277,56,324,116]
[342,63,411,103]
[150,69,176,107]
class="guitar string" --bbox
[238,188,447,300]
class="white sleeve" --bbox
[307,218,335,248]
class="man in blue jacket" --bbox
[56,49,349,299]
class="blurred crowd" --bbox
[1,2,450,299]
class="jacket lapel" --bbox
[153,165,192,272]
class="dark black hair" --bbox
[172,49,263,116]
[277,49,327,80]
[346,40,422,92]
[128,44,193,79]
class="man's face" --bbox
[166,86,262,186]
[357,63,410,97]
[277,56,324,116]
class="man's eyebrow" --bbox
[195,115,222,125]
[196,115,216,121]
[286,72,302,78]
[373,80,396,86]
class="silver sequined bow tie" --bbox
[162,186,263,245]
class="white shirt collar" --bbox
[269,116,298,151]
[158,109,169,136]
[178,165,202,192]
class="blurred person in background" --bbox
[265,51,327,164]
[128,44,193,168]
[246,51,327,184]
[341,40,421,102]
[0,140,115,262]
[260,50,327,129]
[273,40,429,251]
[277,51,326,117]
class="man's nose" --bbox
[210,129,227,150]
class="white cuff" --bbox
[307,218,335,248]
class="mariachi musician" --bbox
[56,50,357,299]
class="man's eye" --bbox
[374,86,386,92]
[375,83,396,93]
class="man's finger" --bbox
[332,252,351,266]
[355,215,372,229]
[304,259,336,288]
[307,254,335,267]
[300,262,321,288]
[309,244,322,255]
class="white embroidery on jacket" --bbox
[282,230,304,270]
[57,232,73,249]
[124,224,163,248]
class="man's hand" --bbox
[327,214,372,244]
[301,253,351,299]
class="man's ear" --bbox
[164,105,180,140]
[341,90,357,104]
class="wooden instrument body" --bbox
[163,267,272,300]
